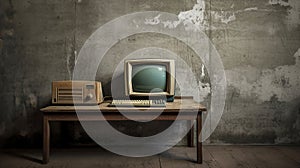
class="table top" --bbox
[41,97,206,113]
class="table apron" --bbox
[44,113,200,121]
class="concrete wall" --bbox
[0,0,299,147]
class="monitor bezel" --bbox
[124,59,175,96]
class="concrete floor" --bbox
[0,146,299,168]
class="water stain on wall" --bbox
[226,48,300,102]
[0,0,299,146]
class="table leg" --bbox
[187,120,194,147]
[196,113,202,164]
[43,115,50,164]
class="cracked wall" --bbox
[0,0,299,147]
[208,0,300,144]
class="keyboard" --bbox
[109,99,166,107]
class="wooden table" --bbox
[41,97,206,164]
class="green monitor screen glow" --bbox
[125,59,175,97]
[132,64,167,93]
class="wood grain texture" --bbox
[41,97,205,164]
[41,98,207,113]
[1,146,299,168]
[206,146,300,168]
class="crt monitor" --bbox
[124,59,175,101]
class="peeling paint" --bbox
[177,0,206,30]
[244,7,258,11]
[161,20,181,29]
[222,14,236,24]
[227,48,300,102]
[201,64,205,79]
[211,6,260,25]
[144,1,261,29]
[144,14,161,25]
[0,0,299,147]
[269,0,300,29]
[198,81,211,101]
[144,0,207,31]
[66,40,76,80]
[269,0,290,7]
[214,12,236,24]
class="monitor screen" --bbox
[131,64,167,93]
[124,59,175,98]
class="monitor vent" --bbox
[57,88,83,102]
